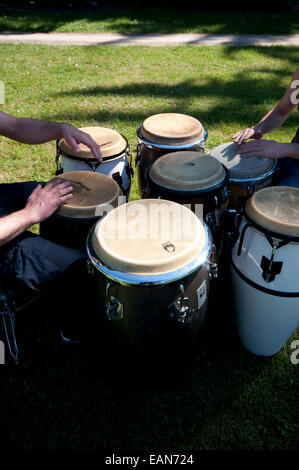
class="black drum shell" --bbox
[90,264,210,357]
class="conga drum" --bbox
[231,186,299,356]
[144,151,229,251]
[136,113,208,197]
[87,199,217,356]
[208,142,277,209]
[56,126,133,199]
[40,171,123,252]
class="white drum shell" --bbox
[60,153,131,193]
[231,218,299,356]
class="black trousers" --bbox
[0,182,94,334]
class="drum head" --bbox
[245,186,299,237]
[53,171,121,219]
[208,142,275,180]
[58,126,127,160]
[140,113,204,145]
[92,199,207,275]
[149,152,226,192]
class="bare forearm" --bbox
[254,106,289,136]
[0,113,65,144]
[279,142,299,159]
[0,209,34,246]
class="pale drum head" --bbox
[52,171,122,219]
[245,186,299,238]
[92,199,207,275]
[150,151,226,192]
[58,126,127,160]
[208,142,276,180]
[140,113,204,145]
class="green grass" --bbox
[0,6,299,34]
[0,44,298,451]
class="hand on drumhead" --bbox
[238,139,286,159]
[24,180,73,224]
[233,128,263,144]
[60,123,102,163]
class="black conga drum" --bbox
[40,171,123,252]
[136,113,208,198]
[87,199,217,356]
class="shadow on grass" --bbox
[48,55,299,132]
[0,6,298,35]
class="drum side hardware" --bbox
[260,236,289,283]
[105,282,124,321]
[168,284,190,323]
[208,245,218,279]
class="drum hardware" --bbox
[168,284,190,323]
[208,244,218,280]
[0,294,18,365]
[125,149,134,178]
[260,237,290,283]
[105,281,124,322]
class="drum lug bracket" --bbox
[105,282,124,321]
[208,245,218,279]
[168,284,191,324]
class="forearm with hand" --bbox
[0,180,73,247]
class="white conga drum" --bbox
[208,142,277,209]
[56,126,133,198]
[40,171,124,252]
[136,113,208,198]
[231,186,299,356]
[87,199,217,355]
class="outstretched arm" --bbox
[0,112,102,161]
[233,66,299,144]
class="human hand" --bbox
[60,123,102,162]
[24,179,73,224]
[238,139,286,159]
[233,128,263,144]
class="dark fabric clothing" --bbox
[0,181,92,336]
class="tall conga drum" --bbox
[231,186,299,356]
[136,113,208,197]
[56,126,133,199]
[144,151,229,252]
[40,171,123,252]
[208,142,277,209]
[87,199,217,356]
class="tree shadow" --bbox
[48,61,299,132]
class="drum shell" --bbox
[90,262,209,356]
[231,218,299,356]
[228,168,278,209]
[40,214,100,253]
[57,149,132,199]
[144,173,230,218]
[136,131,207,198]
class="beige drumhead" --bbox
[245,186,299,237]
[149,152,226,191]
[92,199,207,275]
[58,126,127,160]
[52,171,121,219]
[208,142,275,180]
[140,113,204,145]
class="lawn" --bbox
[0,44,298,452]
[0,5,299,34]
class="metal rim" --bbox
[137,125,208,150]
[87,222,212,286]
